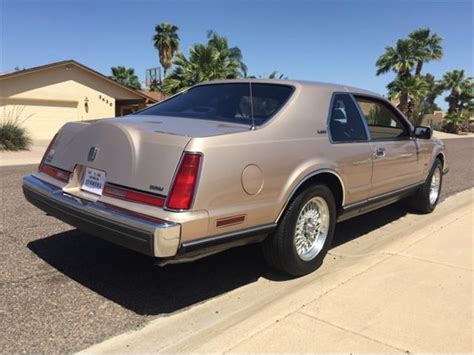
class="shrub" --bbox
[442,110,469,134]
[0,118,32,151]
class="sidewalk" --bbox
[0,140,49,167]
[83,189,473,353]
[433,130,474,139]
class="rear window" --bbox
[138,83,294,126]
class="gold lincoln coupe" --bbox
[23,80,448,276]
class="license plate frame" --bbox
[81,167,106,195]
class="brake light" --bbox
[103,184,165,208]
[166,153,202,210]
[39,133,58,172]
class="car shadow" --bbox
[28,201,409,316]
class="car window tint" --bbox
[355,97,409,139]
[329,94,368,142]
[138,83,294,126]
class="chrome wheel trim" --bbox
[429,167,441,206]
[294,196,330,261]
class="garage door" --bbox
[1,100,78,140]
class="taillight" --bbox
[103,184,165,208]
[166,153,202,210]
[39,133,58,172]
[39,165,71,183]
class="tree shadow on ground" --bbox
[28,201,409,315]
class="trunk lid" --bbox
[48,118,194,196]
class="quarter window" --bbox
[329,94,368,142]
[355,97,409,139]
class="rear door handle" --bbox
[375,147,386,158]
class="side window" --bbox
[329,94,368,142]
[355,97,409,140]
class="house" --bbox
[0,60,158,140]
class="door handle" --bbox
[375,147,386,158]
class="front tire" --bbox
[410,158,443,214]
[263,184,336,276]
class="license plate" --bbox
[81,167,106,195]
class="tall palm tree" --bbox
[109,66,141,90]
[440,70,470,113]
[409,28,443,76]
[162,31,246,95]
[153,22,180,77]
[422,73,444,109]
[376,39,417,78]
[387,75,428,120]
[206,30,247,76]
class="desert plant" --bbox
[1,107,32,151]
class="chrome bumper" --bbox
[22,175,181,257]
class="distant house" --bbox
[0,60,158,140]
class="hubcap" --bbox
[294,197,330,261]
[429,167,441,205]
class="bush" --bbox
[0,119,32,151]
[442,110,470,134]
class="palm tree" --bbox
[440,70,473,133]
[109,66,141,90]
[162,31,246,95]
[376,39,417,78]
[206,30,247,76]
[440,70,471,113]
[153,22,180,77]
[422,73,444,109]
[387,75,428,120]
[268,71,287,79]
[409,28,443,76]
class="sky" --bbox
[1,0,473,108]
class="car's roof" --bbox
[197,79,382,98]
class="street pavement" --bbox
[84,189,473,353]
[0,138,473,352]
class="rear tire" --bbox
[410,158,443,214]
[263,184,336,276]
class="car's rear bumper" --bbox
[22,175,181,257]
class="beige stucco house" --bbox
[0,60,157,140]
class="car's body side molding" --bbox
[337,181,424,222]
[276,168,346,223]
[157,223,276,266]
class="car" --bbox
[23,80,448,276]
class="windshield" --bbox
[138,83,294,126]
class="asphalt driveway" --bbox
[0,138,472,352]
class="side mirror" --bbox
[414,125,432,139]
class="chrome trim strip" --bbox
[23,175,181,257]
[343,180,424,210]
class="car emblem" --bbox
[88,146,99,161]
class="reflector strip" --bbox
[103,183,165,208]
[216,215,246,227]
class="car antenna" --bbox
[249,82,256,130]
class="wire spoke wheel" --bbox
[294,196,330,261]
[429,167,441,206]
